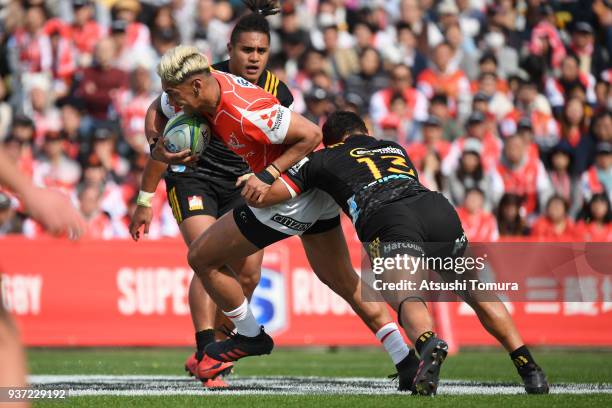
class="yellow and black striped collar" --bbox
[261,70,279,97]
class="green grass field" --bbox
[28,347,612,407]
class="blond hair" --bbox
[157,45,210,85]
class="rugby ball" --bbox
[162,112,211,156]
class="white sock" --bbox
[376,322,410,365]
[222,298,261,337]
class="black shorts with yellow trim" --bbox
[164,173,244,224]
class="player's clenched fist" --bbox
[237,164,280,204]
[241,174,271,204]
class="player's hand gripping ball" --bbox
[162,112,211,156]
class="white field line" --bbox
[27,375,612,396]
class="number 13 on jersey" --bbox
[356,155,415,180]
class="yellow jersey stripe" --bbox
[269,75,278,96]
[270,74,278,94]
[267,73,278,95]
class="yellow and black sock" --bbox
[415,331,435,356]
[510,345,536,370]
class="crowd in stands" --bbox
[0,0,611,242]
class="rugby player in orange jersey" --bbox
[129,1,294,388]
[151,44,420,391]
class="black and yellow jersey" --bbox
[169,60,294,180]
[283,134,429,237]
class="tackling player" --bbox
[243,111,550,395]
[154,45,421,391]
[129,0,293,387]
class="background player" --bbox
[129,0,291,388]
[154,45,419,389]
[242,111,550,395]
[0,145,85,406]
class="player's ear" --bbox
[227,42,233,55]
[191,77,202,97]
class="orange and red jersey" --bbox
[531,216,577,241]
[69,20,107,56]
[406,140,451,171]
[114,89,157,140]
[441,132,502,175]
[496,155,551,216]
[470,77,510,95]
[125,22,151,49]
[10,28,49,73]
[83,212,117,240]
[575,221,612,242]
[369,87,429,125]
[545,74,597,108]
[11,25,75,81]
[202,71,293,172]
[456,207,499,242]
[43,17,105,71]
[416,68,470,101]
[500,109,560,149]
